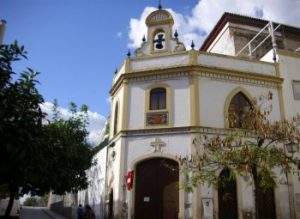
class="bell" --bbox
[154,34,165,49]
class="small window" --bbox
[150,88,166,110]
[228,92,252,128]
[113,102,119,135]
[153,32,165,51]
[292,80,300,100]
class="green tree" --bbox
[23,197,39,207]
[180,92,300,217]
[29,102,94,195]
[0,42,44,217]
[0,42,94,217]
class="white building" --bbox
[97,7,300,219]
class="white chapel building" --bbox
[76,5,300,219]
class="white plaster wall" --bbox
[171,78,190,127]
[198,53,276,76]
[207,24,235,56]
[199,78,281,128]
[77,147,107,219]
[131,53,189,71]
[126,134,192,168]
[278,54,300,119]
[128,78,190,129]
[128,84,145,130]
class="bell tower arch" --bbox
[135,6,186,57]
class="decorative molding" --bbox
[146,111,169,126]
[110,65,283,96]
[121,80,129,130]
[277,84,286,120]
[144,83,172,128]
[145,10,174,27]
[118,126,254,138]
[223,87,254,128]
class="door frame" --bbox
[128,153,184,219]
[213,168,242,219]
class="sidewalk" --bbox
[42,208,67,219]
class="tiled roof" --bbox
[200,12,300,51]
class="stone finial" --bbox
[127,49,131,58]
[174,29,178,39]
[191,40,195,50]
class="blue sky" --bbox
[1,0,299,144]
[1,0,197,117]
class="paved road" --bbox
[20,207,52,219]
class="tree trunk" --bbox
[4,185,17,218]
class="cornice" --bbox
[116,126,254,138]
[110,64,283,95]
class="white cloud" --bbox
[128,1,300,50]
[40,102,106,146]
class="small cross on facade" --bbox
[150,138,166,152]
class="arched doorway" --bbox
[218,168,238,219]
[254,172,276,219]
[134,158,179,219]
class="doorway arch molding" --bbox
[128,152,184,219]
[224,86,254,128]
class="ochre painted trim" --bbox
[121,80,129,130]
[144,83,172,128]
[116,125,256,138]
[277,85,286,120]
[188,50,198,65]
[124,58,131,73]
[189,75,200,126]
[110,99,120,139]
[223,87,254,128]
[110,65,283,95]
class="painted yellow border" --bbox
[144,83,172,128]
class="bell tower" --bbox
[135,6,185,57]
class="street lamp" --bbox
[285,142,299,154]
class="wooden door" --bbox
[134,158,179,219]
[256,183,276,219]
[218,169,238,219]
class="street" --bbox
[20,207,54,219]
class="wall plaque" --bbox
[146,111,168,126]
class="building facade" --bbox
[104,7,300,219]
[0,20,6,45]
